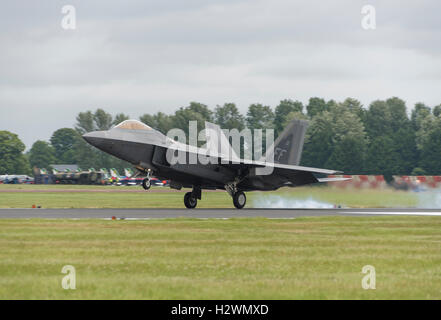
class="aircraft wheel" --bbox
[142,178,151,190]
[184,192,197,209]
[233,191,246,209]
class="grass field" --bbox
[0,185,421,208]
[1,184,439,300]
[0,216,440,299]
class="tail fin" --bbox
[124,168,133,177]
[205,121,240,161]
[110,168,119,178]
[265,119,308,165]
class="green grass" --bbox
[0,185,419,208]
[0,188,233,208]
[0,217,440,299]
[0,184,112,191]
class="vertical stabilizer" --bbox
[265,119,308,165]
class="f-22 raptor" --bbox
[83,119,344,209]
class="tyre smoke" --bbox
[252,195,334,209]
[416,189,441,208]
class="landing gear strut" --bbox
[225,182,247,209]
[184,186,201,209]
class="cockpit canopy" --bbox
[113,120,152,131]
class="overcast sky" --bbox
[1,0,441,148]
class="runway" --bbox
[1,208,441,219]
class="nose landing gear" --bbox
[184,192,198,208]
[184,186,201,209]
[142,178,151,190]
[142,169,151,190]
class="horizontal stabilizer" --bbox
[317,177,352,183]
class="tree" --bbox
[364,135,400,180]
[73,109,132,171]
[75,111,95,134]
[245,104,275,156]
[28,140,57,169]
[419,117,441,174]
[93,109,113,131]
[214,103,245,130]
[274,99,303,136]
[301,104,368,173]
[139,113,156,128]
[112,113,130,126]
[246,104,274,130]
[411,102,431,131]
[341,97,365,120]
[72,135,98,170]
[154,112,176,134]
[72,134,130,172]
[411,167,426,176]
[433,104,441,117]
[75,109,114,134]
[363,98,417,176]
[386,97,409,129]
[306,97,328,118]
[301,114,334,168]
[50,128,80,163]
[140,112,175,134]
[173,102,213,138]
[0,131,31,175]
[364,100,391,138]
[282,111,308,129]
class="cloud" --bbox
[0,0,440,148]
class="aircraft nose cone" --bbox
[82,131,107,147]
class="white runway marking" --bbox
[345,211,441,216]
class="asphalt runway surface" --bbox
[1,208,441,219]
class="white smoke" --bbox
[252,195,334,209]
[416,189,441,208]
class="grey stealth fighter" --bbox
[83,119,344,209]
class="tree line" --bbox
[1,97,441,180]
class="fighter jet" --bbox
[83,119,345,209]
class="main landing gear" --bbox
[225,183,247,209]
[232,191,246,209]
[182,185,246,209]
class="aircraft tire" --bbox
[184,192,197,209]
[142,178,151,190]
[233,191,246,209]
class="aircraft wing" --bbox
[165,137,340,177]
[217,159,340,186]
[219,157,339,175]
[235,161,341,186]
